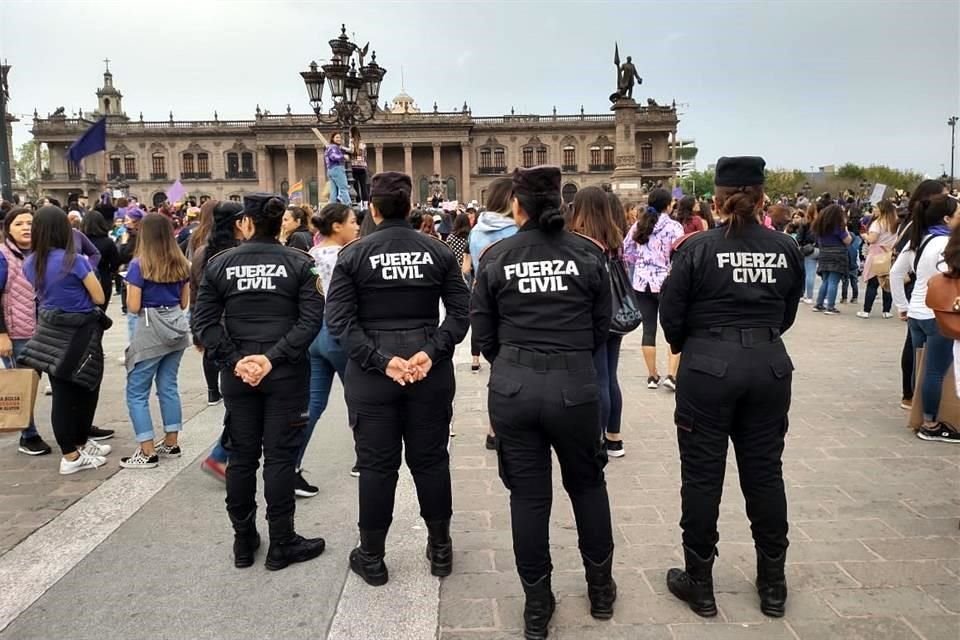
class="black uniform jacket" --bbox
[471,222,612,362]
[325,218,470,373]
[659,224,805,354]
[191,237,324,370]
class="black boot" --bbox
[666,546,717,617]
[756,549,788,617]
[229,509,261,569]
[520,574,556,640]
[264,516,325,571]
[582,552,617,620]
[350,529,389,586]
[425,519,453,577]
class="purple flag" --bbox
[671,187,683,199]
[166,179,186,204]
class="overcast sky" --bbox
[2,0,958,175]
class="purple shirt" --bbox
[23,249,95,312]
[817,227,849,247]
[324,144,346,170]
[622,213,684,293]
[125,258,185,308]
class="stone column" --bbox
[432,142,442,178]
[286,145,297,189]
[403,143,413,177]
[374,143,384,173]
[315,145,327,202]
[265,147,275,192]
[461,142,472,202]
[168,142,179,179]
[670,130,678,188]
[257,145,269,191]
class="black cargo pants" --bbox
[488,346,614,584]
[222,359,309,523]
[674,327,792,559]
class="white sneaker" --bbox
[882,312,893,319]
[801,297,814,305]
[856,311,870,319]
[44,384,52,396]
[82,440,111,457]
[60,451,106,475]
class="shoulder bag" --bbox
[926,273,960,340]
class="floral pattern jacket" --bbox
[622,213,684,293]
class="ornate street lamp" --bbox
[948,116,957,191]
[300,24,386,129]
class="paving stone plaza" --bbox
[0,303,957,640]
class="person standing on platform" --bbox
[326,172,470,587]
[325,132,352,205]
[192,193,326,571]
[350,127,370,210]
[471,166,616,640]
[659,157,804,619]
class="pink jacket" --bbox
[0,242,38,340]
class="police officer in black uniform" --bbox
[192,193,326,571]
[471,166,615,640]
[659,157,804,618]
[326,172,470,587]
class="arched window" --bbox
[226,153,239,177]
[478,139,507,175]
[640,143,653,168]
[419,177,429,204]
[479,149,491,170]
[445,177,457,201]
[536,146,547,165]
[124,156,137,178]
[589,146,602,169]
[562,146,577,172]
[562,183,578,204]
[103,98,111,112]
[151,153,166,179]
[109,156,122,178]
[280,180,289,196]
[197,153,210,177]
[522,147,534,168]
[602,145,615,168]
[182,153,195,176]
[241,152,254,175]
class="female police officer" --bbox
[325,172,470,586]
[659,157,804,618]
[471,166,615,640]
[192,193,326,571]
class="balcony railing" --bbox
[562,164,578,173]
[639,160,675,171]
[40,171,99,183]
[588,164,615,172]
[150,172,168,181]
[479,166,507,175]
[226,171,258,180]
[181,171,212,180]
[108,172,138,181]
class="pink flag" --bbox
[166,179,186,204]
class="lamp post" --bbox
[949,116,957,191]
[0,62,13,203]
[301,25,386,204]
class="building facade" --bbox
[32,67,680,207]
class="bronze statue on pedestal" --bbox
[610,43,643,103]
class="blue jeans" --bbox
[815,271,842,309]
[298,324,348,467]
[126,350,185,443]
[841,269,859,301]
[804,251,819,299]
[127,313,137,343]
[3,338,38,438]
[908,318,953,422]
[328,164,351,205]
[592,334,624,437]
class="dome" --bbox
[391,91,420,114]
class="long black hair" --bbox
[80,210,111,238]
[632,188,672,245]
[908,179,949,250]
[201,201,243,271]
[31,205,76,290]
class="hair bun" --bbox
[538,206,565,233]
[263,197,286,218]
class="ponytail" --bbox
[715,185,763,235]
[515,192,565,234]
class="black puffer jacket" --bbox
[18,308,113,390]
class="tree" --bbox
[682,170,714,197]
[14,140,46,202]
[763,169,807,199]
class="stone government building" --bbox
[31,65,681,207]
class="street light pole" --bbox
[0,62,13,203]
[949,116,958,191]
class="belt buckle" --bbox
[740,328,755,348]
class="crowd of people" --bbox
[1,160,958,638]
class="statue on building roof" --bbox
[51,106,65,117]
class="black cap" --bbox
[512,165,561,198]
[240,192,286,218]
[715,156,766,187]
[371,172,412,200]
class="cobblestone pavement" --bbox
[0,302,958,639]
[0,305,210,556]
[441,306,959,640]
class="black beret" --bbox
[241,192,287,218]
[715,156,766,187]
[512,165,561,198]
[371,172,412,200]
